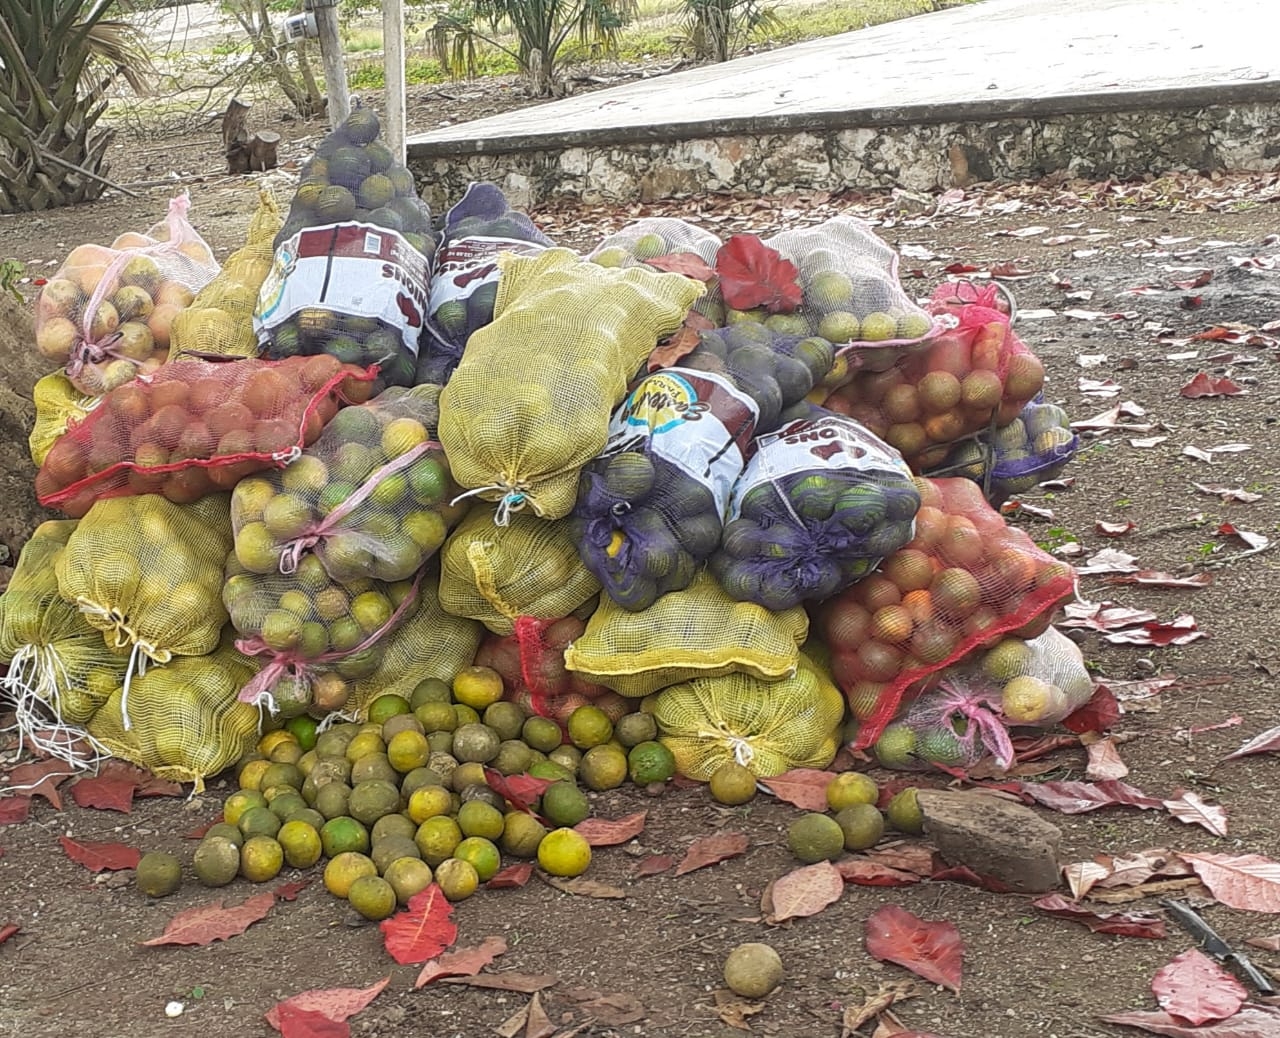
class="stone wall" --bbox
[411,101,1280,211]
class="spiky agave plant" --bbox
[0,0,153,212]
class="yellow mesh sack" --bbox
[438,248,702,521]
[653,653,846,779]
[564,570,809,698]
[437,505,601,636]
[55,494,233,684]
[0,520,128,729]
[350,568,484,713]
[87,637,261,791]
[29,373,100,467]
[169,190,283,361]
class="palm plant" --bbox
[682,0,780,63]
[431,0,633,98]
[0,0,154,213]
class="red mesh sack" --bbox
[35,194,220,396]
[35,355,376,518]
[225,551,423,719]
[822,295,1046,473]
[474,615,631,728]
[230,384,465,585]
[816,477,1075,748]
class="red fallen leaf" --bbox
[1062,687,1120,734]
[1011,732,1083,762]
[1172,270,1214,290]
[1218,522,1270,551]
[714,234,802,313]
[8,759,74,809]
[1019,779,1164,814]
[1181,372,1247,398]
[647,322,703,371]
[1059,602,1158,632]
[865,904,963,993]
[1180,295,1203,310]
[1222,724,1280,761]
[277,1006,348,1038]
[1031,894,1166,938]
[265,977,390,1032]
[484,769,552,821]
[1153,948,1247,1026]
[141,891,276,946]
[1178,853,1280,912]
[930,865,1012,893]
[634,854,674,878]
[58,835,141,873]
[1085,737,1129,781]
[675,831,749,876]
[758,768,837,811]
[183,816,222,839]
[1104,615,1206,647]
[574,810,646,847]
[380,884,457,965]
[989,261,1035,279]
[70,770,138,813]
[487,862,534,889]
[943,262,981,274]
[1193,483,1263,504]
[415,936,508,988]
[274,879,311,901]
[764,861,843,923]
[644,252,717,281]
[0,922,19,946]
[836,858,921,887]
[0,797,31,824]
[1096,520,1137,537]
[1163,790,1228,837]
[1102,571,1214,589]
[866,842,940,878]
[1101,1004,1280,1037]
[1245,934,1280,952]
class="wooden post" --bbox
[222,98,252,174]
[310,0,350,128]
[382,0,407,165]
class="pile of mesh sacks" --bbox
[3,105,1090,791]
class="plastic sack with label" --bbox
[710,412,920,612]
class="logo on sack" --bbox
[621,372,709,434]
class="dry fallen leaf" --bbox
[764,861,844,924]
[675,831,749,876]
[840,981,922,1036]
[415,936,508,988]
[713,989,766,1031]
[542,875,627,899]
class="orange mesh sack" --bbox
[231,384,463,585]
[349,567,484,712]
[437,248,702,522]
[822,301,1046,473]
[816,477,1075,749]
[0,521,128,734]
[55,494,233,697]
[35,194,219,396]
[762,216,941,370]
[475,616,632,727]
[652,653,846,779]
[587,217,725,322]
[29,373,99,467]
[563,570,809,699]
[35,355,375,517]
[169,190,284,361]
[437,506,602,636]
[86,637,261,791]
[225,552,423,719]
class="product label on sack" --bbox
[606,368,759,516]
[427,235,547,313]
[727,414,912,520]
[255,222,431,356]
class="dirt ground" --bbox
[2,74,1280,1038]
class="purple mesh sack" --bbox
[709,412,920,612]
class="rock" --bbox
[917,789,1062,893]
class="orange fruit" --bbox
[870,604,913,644]
[909,506,947,551]
[916,371,961,414]
[938,515,984,568]
[323,852,378,898]
[901,589,934,627]
[856,640,903,683]
[846,681,884,720]
[855,575,901,613]
[822,600,871,647]
[930,567,982,619]
[881,384,921,424]
[881,549,934,593]
[960,369,1003,411]
[922,411,967,445]
[910,622,960,665]
[452,666,505,710]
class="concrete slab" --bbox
[407,0,1280,205]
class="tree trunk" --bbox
[223,98,252,173]
[248,131,280,171]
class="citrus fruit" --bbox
[787,813,845,864]
[384,857,433,906]
[541,781,589,827]
[238,805,282,840]
[386,729,431,773]
[886,787,925,835]
[613,712,657,748]
[435,857,479,901]
[453,704,481,727]
[537,827,591,877]
[268,791,308,820]
[627,741,676,785]
[371,835,422,874]
[268,740,304,766]
[501,811,547,858]
[530,759,574,783]
[349,874,398,920]
[239,835,285,882]
[193,836,240,887]
[345,731,386,762]
[482,702,526,742]
[410,677,453,709]
[452,723,501,764]
[407,784,454,824]
[452,665,505,710]
[367,693,411,725]
[457,800,505,840]
[709,761,757,805]
[860,312,897,341]
[313,781,352,820]
[566,705,613,750]
[382,713,425,743]
[835,803,886,851]
[315,725,358,758]
[872,724,918,769]
[320,815,370,857]
[826,772,879,811]
[204,822,244,848]
[1002,675,1063,724]
[415,701,458,733]
[347,779,401,826]
[415,815,462,866]
[260,762,303,792]
[238,758,272,791]
[258,729,298,757]
[490,739,534,776]
[223,789,267,826]
[453,836,501,882]
[450,761,489,793]
[548,745,582,776]
[723,943,784,999]
[372,812,419,844]
[580,744,628,791]
[135,851,183,897]
[324,851,378,898]
[277,819,323,868]
[522,716,563,753]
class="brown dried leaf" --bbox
[1085,737,1129,781]
[574,991,646,1026]
[415,937,508,988]
[840,981,923,1037]
[764,861,843,924]
[441,973,558,993]
[542,875,627,899]
[1179,853,1280,912]
[675,831,749,876]
[573,810,646,847]
[713,990,766,1031]
[633,854,674,878]
[1164,790,1229,837]
[141,892,276,946]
